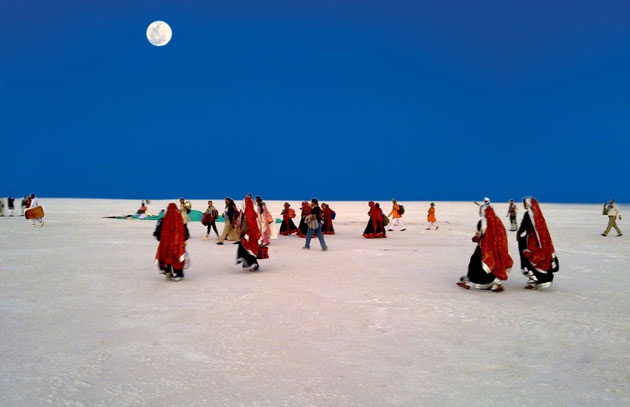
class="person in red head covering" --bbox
[517,197,559,289]
[457,203,513,292]
[279,202,299,236]
[296,201,312,238]
[155,203,188,281]
[362,201,387,239]
[236,195,263,271]
[320,203,336,235]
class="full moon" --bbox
[146,21,172,46]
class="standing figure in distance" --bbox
[279,202,298,236]
[320,202,336,235]
[296,201,311,238]
[457,203,512,292]
[203,200,220,240]
[255,196,274,245]
[426,202,438,230]
[601,199,623,237]
[217,197,240,244]
[21,196,28,216]
[387,199,406,231]
[178,197,191,239]
[363,201,386,239]
[155,203,187,281]
[507,199,518,231]
[303,198,328,251]
[236,195,263,271]
[517,197,559,289]
[27,193,44,227]
[7,196,15,216]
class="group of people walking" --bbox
[156,195,328,279]
[153,194,622,288]
[457,197,560,292]
[362,200,438,238]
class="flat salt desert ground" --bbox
[1,199,628,407]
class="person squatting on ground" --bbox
[236,195,263,271]
[426,202,438,230]
[387,199,406,231]
[363,201,386,238]
[154,203,187,281]
[517,197,559,289]
[203,200,220,240]
[601,199,623,237]
[303,198,328,251]
[507,199,518,231]
[457,202,512,292]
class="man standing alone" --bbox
[602,199,622,237]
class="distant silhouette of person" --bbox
[320,203,336,235]
[303,198,328,251]
[27,193,44,227]
[279,202,298,236]
[363,201,386,239]
[601,199,622,237]
[236,195,263,271]
[426,202,438,230]
[296,201,311,238]
[507,199,517,231]
[203,200,220,240]
[387,199,406,231]
[217,197,239,244]
[21,196,28,216]
[7,196,15,216]
[179,197,191,239]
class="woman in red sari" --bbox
[279,202,298,236]
[296,201,311,238]
[155,203,187,281]
[320,203,336,235]
[363,202,386,238]
[457,203,512,292]
[236,195,263,271]
[517,197,559,289]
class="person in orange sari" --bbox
[457,203,512,292]
[320,203,336,235]
[155,203,187,281]
[426,202,438,230]
[236,195,263,271]
[363,201,386,238]
[517,197,559,289]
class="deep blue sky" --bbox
[1,0,629,203]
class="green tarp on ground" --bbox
[105,210,281,223]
